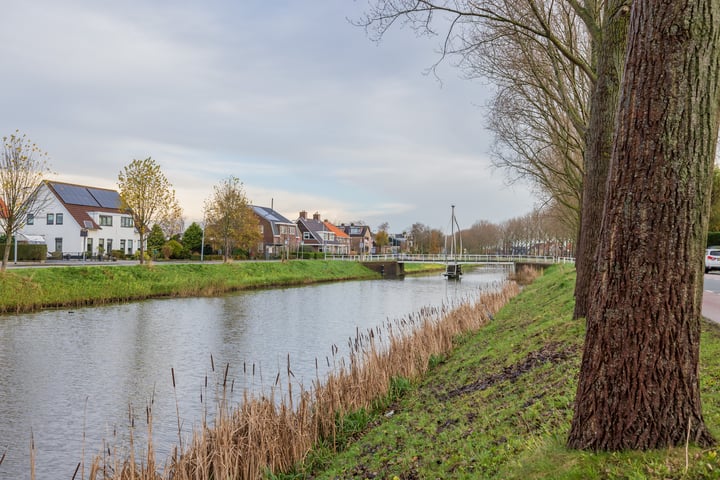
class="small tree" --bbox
[374,222,390,253]
[0,131,52,271]
[118,157,177,264]
[182,222,204,253]
[147,224,166,258]
[204,176,261,263]
[157,197,184,239]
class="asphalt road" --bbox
[703,273,720,322]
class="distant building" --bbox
[296,211,348,254]
[18,181,141,258]
[339,223,373,255]
[251,205,299,258]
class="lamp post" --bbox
[200,221,205,262]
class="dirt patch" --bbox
[440,342,578,400]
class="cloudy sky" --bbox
[1,1,535,232]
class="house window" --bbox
[120,239,126,252]
[47,213,54,225]
[303,232,312,240]
[121,216,133,228]
[98,238,105,251]
[128,239,133,254]
[54,237,63,253]
[27,213,34,225]
[86,238,93,253]
[56,213,63,225]
[106,239,113,252]
[100,215,112,226]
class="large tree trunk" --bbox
[573,0,630,319]
[568,0,720,450]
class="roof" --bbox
[342,224,372,237]
[252,205,294,224]
[323,221,349,239]
[44,180,127,230]
[297,217,345,246]
[16,233,45,243]
[252,205,296,237]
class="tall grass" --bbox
[77,280,520,479]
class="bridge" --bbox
[324,253,575,277]
[325,253,575,265]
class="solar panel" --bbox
[53,183,100,207]
[88,188,121,209]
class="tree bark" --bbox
[573,0,630,319]
[568,0,720,450]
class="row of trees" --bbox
[359,0,720,451]
[401,203,574,257]
[118,160,260,264]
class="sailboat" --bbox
[443,205,463,279]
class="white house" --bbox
[19,181,141,258]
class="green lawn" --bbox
[0,261,380,313]
[294,265,720,479]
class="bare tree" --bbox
[118,157,177,264]
[157,197,185,240]
[568,0,720,450]
[357,0,625,317]
[0,131,52,271]
[462,219,501,254]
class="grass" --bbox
[19,263,720,479]
[73,271,519,479]
[303,265,720,479]
[0,260,386,313]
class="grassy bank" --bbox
[79,271,519,479]
[303,265,720,479]
[0,261,385,314]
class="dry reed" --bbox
[82,281,520,479]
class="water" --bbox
[0,267,508,479]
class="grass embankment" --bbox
[0,261,386,314]
[302,265,720,479]
[84,268,518,479]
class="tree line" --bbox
[359,0,720,451]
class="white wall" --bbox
[18,184,140,256]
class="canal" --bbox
[0,266,509,479]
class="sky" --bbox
[0,1,536,233]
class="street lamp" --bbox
[200,221,205,262]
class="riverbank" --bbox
[0,261,441,314]
[302,264,720,479]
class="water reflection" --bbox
[0,267,508,479]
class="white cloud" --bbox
[0,0,536,232]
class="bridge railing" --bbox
[324,254,575,264]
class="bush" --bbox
[0,243,47,261]
[709,232,720,247]
[160,239,188,259]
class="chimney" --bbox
[313,212,321,221]
[299,210,307,219]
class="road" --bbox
[703,273,720,322]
